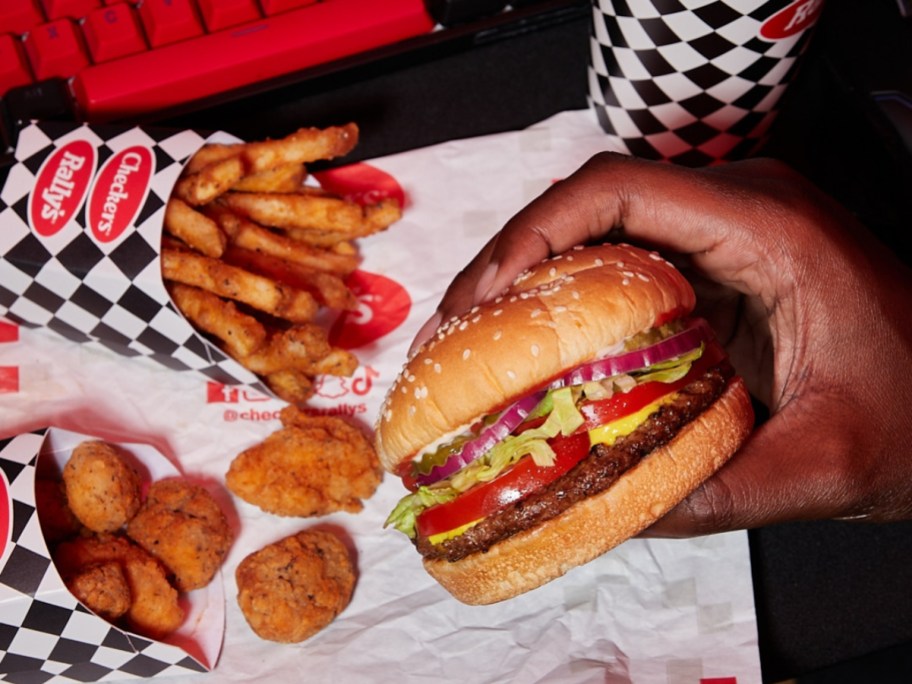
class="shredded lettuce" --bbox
[385,346,704,538]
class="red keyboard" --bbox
[0,0,436,120]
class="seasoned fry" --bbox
[164,198,226,258]
[206,203,360,276]
[168,283,267,358]
[236,324,356,377]
[175,155,245,205]
[231,163,307,193]
[184,124,359,175]
[220,191,401,237]
[162,248,318,323]
[224,246,357,310]
[263,369,315,405]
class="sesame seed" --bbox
[462,349,471,360]
[493,309,503,317]
[409,406,416,415]
[549,267,557,277]
[617,261,625,267]
[494,330,502,341]
[554,305,567,313]
[637,273,650,282]
[531,344,540,357]
[458,321,468,331]
[595,258,604,266]
[434,363,442,374]
[622,278,631,286]
[507,370,516,380]
[531,308,542,318]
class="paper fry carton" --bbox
[0,427,224,681]
[0,121,270,394]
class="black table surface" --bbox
[80,0,912,681]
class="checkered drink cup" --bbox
[588,0,825,165]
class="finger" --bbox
[640,402,863,537]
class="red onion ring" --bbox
[414,318,713,487]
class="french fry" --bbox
[162,123,400,406]
[175,156,245,206]
[161,248,318,323]
[264,369,315,405]
[205,203,359,276]
[167,283,266,358]
[224,246,357,311]
[184,124,359,176]
[230,163,307,193]
[236,325,355,376]
[219,192,402,237]
[164,199,227,258]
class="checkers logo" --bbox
[29,139,96,237]
[760,0,824,40]
[87,145,154,243]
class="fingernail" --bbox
[473,262,500,303]
[409,311,442,356]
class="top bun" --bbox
[374,243,696,473]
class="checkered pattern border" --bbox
[588,0,819,165]
[0,121,270,395]
[0,432,208,682]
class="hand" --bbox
[411,152,912,535]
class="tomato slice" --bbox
[416,431,591,539]
[414,340,729,539]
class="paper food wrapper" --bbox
[0,121,273,395]
[0,109,763,683]
[0,427,224,681]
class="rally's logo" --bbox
[330,270,411,350]
[87,145,154,243]
[29,139,96,237]
[760,0,824,40]
[0,468,11,562]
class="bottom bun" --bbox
[423,376,754,605]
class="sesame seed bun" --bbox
[375,243,696,472]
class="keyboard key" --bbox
[72,0,435,119]
[0,34,34,94]
[82,3,146,63]
[138,0,204,48]
[39,0,100,21]
[0,1,45,36]
[197,0,260,31]
[259,0,318,15]
[23,18,90,80]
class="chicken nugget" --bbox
[126,478,233,592]
[226,411,382,517]
[62,441,142,533]
[66,561,131,621]
[54,534,184,638]
[236,529,355,643]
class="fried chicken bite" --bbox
[54,534,184,638]
[62,441,142,533]
[126,478,233,592]
[226,408,382,517]
[66,561,131,621]
[236,529,355,643]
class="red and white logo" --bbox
[29,139,96,237]
[0,469,11,562]
[205,381,270,404]
[330,270,411,350]
[87,145,154,243]
[760,0,824,40]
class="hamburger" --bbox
[375,243,754,605]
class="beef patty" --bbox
[416,366,731,563]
